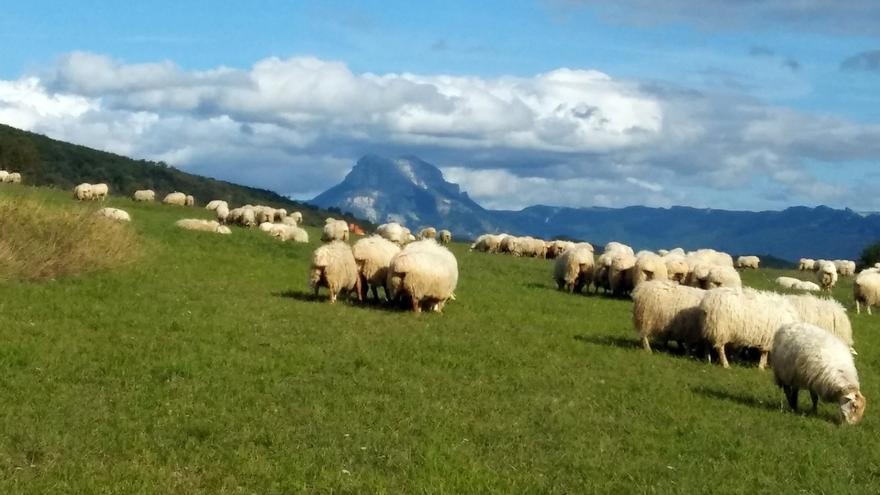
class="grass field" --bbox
[1,184,879,493]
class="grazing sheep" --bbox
[776,276,800,289]
[609,252,636,297]
[262,223,308,243]
[834,260,856,277]
[309,241,361,303]
[73,183,93,201]
[518,236,548,258]
[91,183,109,201]
[254,206,275,224]
[227,207,256,228]
[554,243,595,293]
[387,239,458,313]
[632,252,668,288]
[785,294,854,351]
[791,280,821,292]
[500,235,519,255]
[438,229,452,245]
[736,256,760,269]
[215,204,229,224]
[184,195,195,207]
[546,240,576,259]
[205,200,228,211]
[274,209,287,222]
[321,219,350,242]
[0,171,6,182]
[664,256,689,284]
[377,222,408,245]
[632,280,706,352]
[7,172,21,183]
[854,269,880,315]
[799,258,816,271]
[353,235,401,301]
[417,227,437,240]
[96,207,131,222]
[175,218,232,235]
[705,265,742,289]
[816,261,838,291]
[604,242,634,257]
[770,322,866,424]
[470,233,503,253]
[699,288,799,369]
[133,189,155,202]
[163,192,187,206]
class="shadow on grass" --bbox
[274,289,411,312]
[574,334,641,350]
[692,386,781,413]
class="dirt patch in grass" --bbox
[0,197,140,280]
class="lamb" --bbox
[632,252,668,288]
[799,258,816,271]
[705,265,742,289]
[632,280,706,352]
[133,189,155,202]
[309,241,362,303]
[96,207,131,222]
[91,183,109,201]
[785,294,854,351]
[205,200,228,211]
[736,255,760,269]
[184,195,195,207]
[816,261,838,291]
[163,192,187,206]
[699,287,799,369]
[321,219,350,242]
[353,235,401,301]
[438,229,452,245]
[376,222,408,245]
[175,218,232,234]
[775,276,800,289]
[417,227,437,240]
[770,322,866,424]
[553,243,595,293]
[854,268,880,315]
[73,183,93,201]
[387,239,458,313]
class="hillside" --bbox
[313,154,880,260]
[0,124,365,227]
[0,184,878,492]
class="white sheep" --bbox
[376,222,408,245]
[0,171,7,182]
[609,252,636,297]
[854,268,880,315]
[205,200,228,211]
[96,207,131,222]
[309,241,362,303]
[791,280,821,292]
[699,287,799,369]
[417,227,437,240]
[91,183,109,201]
[215,204,229,224]
[785,293,854,352]
[705,265,742,289]
[632,252,668,288]
[632,280,706,352]
[321,219,350,242]
[175,218,232,235]
[770,322,866,424]
[470,233,503,253]
[438,229,452,245]
[546,240,576,259]
[775,276,800,289]
[834,260,856,277]
[387,239,458,312]
[518,236,548,258]
[184,195,195,207]
[274,208,288,222]
[163,192,187,206]
[73,183,93,201]
[816,261,838,291]
[799,258,816,271]
[736,255,760,269]
[133,189,155,202]
[281,216,299,226]
[7,172,21,183]
[663,253,689,284]
[353,235,401,301]
[289,211,303,224]
[554,243,595,293]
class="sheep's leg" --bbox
[868,305,873,316]
[328,289,337,303]
[411,296,421,313]
[641,336,652,353]
[313,286,320,298]
[354,278,363,303]
[758,351,769,370]
[785,386,799,411]
[856,300,861,315]
[715,345,729,368]
[809,390,819,413]
[371,285,378,301]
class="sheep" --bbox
[227,207,256,228]
[376,222,408,245]
[175,218,232,235]
[632,280,706,352]
[776,276,800,289]
[205,200,228,211]
[799,258,816,271]
[834,260,856,277]
[664,256,689,284]
[274,209,287,222]
[353,235,401,301]
[699,288,799,369]
[96,207,131,222]
[309,241,362,303]
[791,280,821,292]
[632,252,668,288]
[604,242,634,257]
[609,252,636,297]
[163,192,187,206]
[262,223,308,243]
[133,189,155,202]
[215,204,229,224]
[417,227,437,240]
[73,183,93,201]
[546,240,576,259]
[816,261,838,291]
[553,243,595,293]
[184,195,195,207]
[470,233,502,253]
[254,206,275,224]
[854,269,880,315]
[321,219,350,242]
[500,235,519,255]
[438,229,452,245]
[7,172,21,183]
[281,216,299,226]
[705,265,742,289]
[770,322,866,424]
[387,239,458,313]
[289,211,303,224]
[91,183,109,201]
[736,255,760,269]
[0,171,6,182]
[518,236,548,258]
[785,293,854,351]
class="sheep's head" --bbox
[387,272,405,300]
[839,391,867,425]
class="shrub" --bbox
[0,197,140,281]
[859,241,880,270]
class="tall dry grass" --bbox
[0,197,139,281]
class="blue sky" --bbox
[1,0,879,211]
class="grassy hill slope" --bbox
[0,184,878,493]
[0,124,364,227]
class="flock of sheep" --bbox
[0,170,23,184]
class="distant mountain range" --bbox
[312,154,880,261]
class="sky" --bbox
[1,0,879,211]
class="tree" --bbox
[858,241,880,269]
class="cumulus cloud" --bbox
[1,51,879,210]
